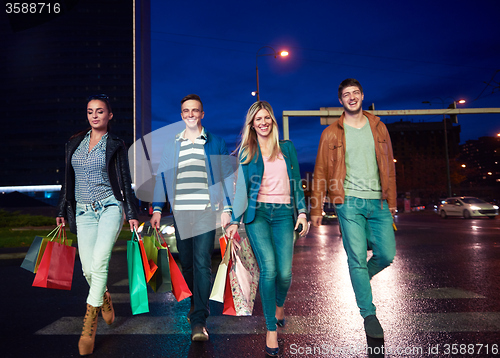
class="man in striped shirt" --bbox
[151,94,234,341]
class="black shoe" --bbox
[265,345,279,356]
[364,315,384,338]
[191,324,209,341]
[276,318,285,327]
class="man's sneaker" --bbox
[364,315,384,338]
[191,324,209,341]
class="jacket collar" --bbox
[337,110,380,129]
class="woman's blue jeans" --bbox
[76,195,123,307]
[335,196,396,318]
[245,203,294,331]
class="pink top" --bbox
[257,153,291,204]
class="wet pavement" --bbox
[1,211,500,357]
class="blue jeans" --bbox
[173,208,216,327]
[335,196,396,318]
[76,195,123,307]
[245,203,294,331]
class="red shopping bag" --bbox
[219,235,227,256]
[222,259,236,315]
[138,237,157,283]
[32,230,76,290]
[168,247,192,302]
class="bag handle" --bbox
[132,227,141,242]
[153,227,168,248]
[46,224,63,240]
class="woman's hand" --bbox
[129,219,139,232]
[56,217,65,227]
[225,224,238,239]
[295,216,308,236]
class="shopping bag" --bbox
[168,247,192,302]
[127,230,149,315]
[21,235,44,272]
[32,227,76,290]
[219,235,227,256]
[149,229,172,293]
[210,238,232,303]
[223,259,236,315]
[227,233,260,316]
[154,247,172,293]
[138,237,157,283]
[31,225,73,273]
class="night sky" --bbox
[149,0,500,171]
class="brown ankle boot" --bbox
[78,304,101,356]
[101,291,115,325]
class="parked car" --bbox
[439,197,499,219]
[138,215,307,253]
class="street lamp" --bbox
[253,46,289,101]
[422,98,466,197]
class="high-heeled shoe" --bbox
[276,318,285,327]
[265,345,279,356]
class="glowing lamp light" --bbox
[280,50,289,57]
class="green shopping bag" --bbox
[127,230,149,315]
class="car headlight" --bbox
[494,205,499,210]
[161,225,175,236]
[470,206,481,211]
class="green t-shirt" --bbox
[344,118,382,199]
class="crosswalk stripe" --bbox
[35,312,500,335]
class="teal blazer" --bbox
[231,140,307,225]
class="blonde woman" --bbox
[226,101,307,356]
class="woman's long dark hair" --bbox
[70,95,112,140]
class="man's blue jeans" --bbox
[335,196,396,318]
[245,203,294,331]
[173,208,216,327]
[76,195,123,307]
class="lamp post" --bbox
[422,98,466,197]
[253,46,288,101]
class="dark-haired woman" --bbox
[56,94,139,356]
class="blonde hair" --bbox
[237,101,281,164]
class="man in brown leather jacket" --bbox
[311,78,396,339]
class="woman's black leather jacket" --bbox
[56,132,139,222]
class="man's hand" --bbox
[311,215,323,227]
[221,212,231,228]
[389,207,397,216]
[150,212,162,229]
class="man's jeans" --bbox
[173,208,216,327]
[335,196,396,318]
[245,203,294,331]
[76,195,123,307]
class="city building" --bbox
[1,0,134,189]
[459,136,500,201]
[386,118,461,207]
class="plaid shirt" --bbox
[71,131,113,204]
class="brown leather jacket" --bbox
[310,111,396,216]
